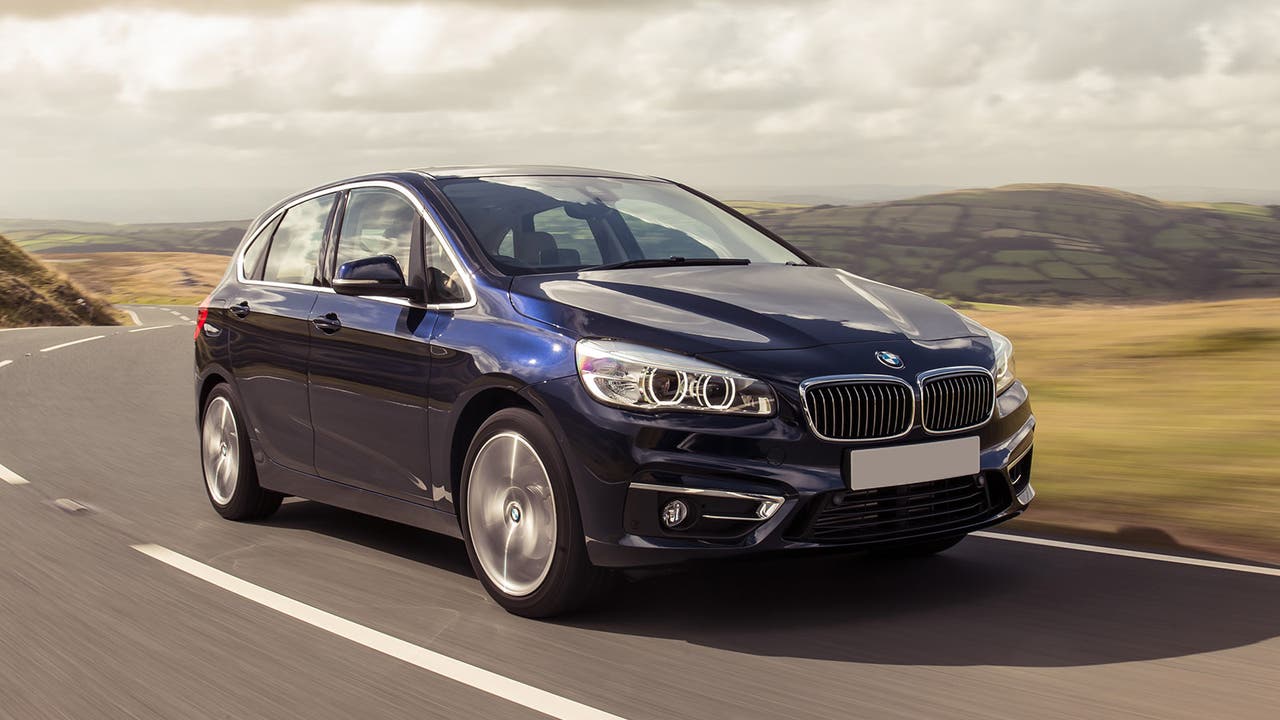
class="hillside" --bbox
[741,184,1280,303]
[0,218,246,255]
[4,183,1280,304]
[42,251,231,305]
[0,234,125,327]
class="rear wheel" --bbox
[200,385,281,521]
[459,408,613,617]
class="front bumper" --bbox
[528,375,1036,568]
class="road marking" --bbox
[128,325,174,333]
[40,335,105,353]
[0,360,11,370]
[125,309,142,326]
[177,315,192,322]
[132,544,627,720]
[975,531,1280,577]
[0,462,30,485]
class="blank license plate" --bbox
[847,437,980,491]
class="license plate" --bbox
[846,437,980,491]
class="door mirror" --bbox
[332,255,421,299]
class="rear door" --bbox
[226,192,336,475]
[307,185,439,502]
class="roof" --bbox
[412,165,659,181]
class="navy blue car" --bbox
[195,166,1036,617]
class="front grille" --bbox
[803,381,913,441]
[920,372,994,433]
[792,475,1005,544]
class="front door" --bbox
[307,186,438,502]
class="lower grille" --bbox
[791,475,1006,544]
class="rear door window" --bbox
[262,194,336,286]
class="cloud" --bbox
[0,0,1278,221]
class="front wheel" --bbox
[459,408,613,617]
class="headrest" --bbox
[515,231,557,265]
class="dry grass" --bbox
[0,235,125,327]
[42,251,231,305]
[968,298,1280,551]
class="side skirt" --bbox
[258,459,463,540]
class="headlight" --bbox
[575,339,776,415]
[989,329,1017,393]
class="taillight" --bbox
[194,294,211,341]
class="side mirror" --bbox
[332,255,422,300]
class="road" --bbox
[0,305,1277,719]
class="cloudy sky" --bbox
[1,0,1278,221]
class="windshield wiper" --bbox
[585,257,751,271]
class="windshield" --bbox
[437,176,805,275]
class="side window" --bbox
[530,207,603,265]
[262,194,335,285]
[424,223,469,304]
[335,188,417,279]
[240,216,280,280]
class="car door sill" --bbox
[258,459,462,540]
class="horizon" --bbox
[2,180,1279,226]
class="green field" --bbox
[969,298,1280,558]
[735,184,1280,304]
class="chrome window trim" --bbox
[628,482,785,521]
[916,365,996,436]
[797,374,916,444]
[235,180,478,311]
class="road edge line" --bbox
[973,531,1280,577]
[131,544,627,720]
[0,461,31,485]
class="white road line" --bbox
[40,335,105,353]
[974,531,1280,577]
[132,544,627,720]
[0,462,30,485]
[0,360,12,370]
[177,315,192,322]
[169,310,182,316]
[125,309,142,326]
[128,324,174,333]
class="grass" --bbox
[41,252,231,305]
[967,298,1280,554]
[0,235,125,327]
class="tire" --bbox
[459,407,614,617]
[200,384,282,521]
[875,534,966,558]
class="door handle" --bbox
[311,313,342,334]
[229,301,250,318]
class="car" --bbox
[194,165,1036,617]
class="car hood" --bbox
[508,264,982,355]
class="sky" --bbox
[1,0,1279,221]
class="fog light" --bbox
[661,499,689,528]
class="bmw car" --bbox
[194,166,1035,617]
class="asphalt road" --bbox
[0,305,1277,719]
